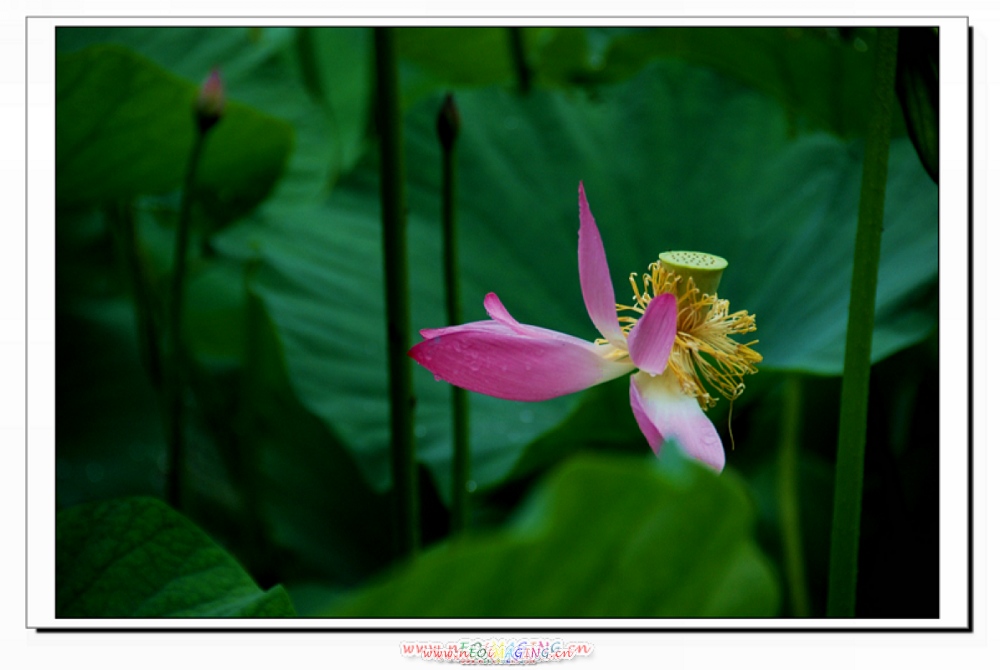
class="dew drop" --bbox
[466,480,478,493]
[415,424,428,438]
[519,409,534,424]
[433,374,443,382]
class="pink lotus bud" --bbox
[195,69,225,131]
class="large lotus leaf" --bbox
[392,27,903,140]
[395,27,518,105]
[233,293,395,585]
[57,27,346,202]
[216,190,579,495]
[591,27,907,139]
[292,28,374,181]
[214,60,936,500]
[56,27,293,81]
[57,497,296,617]
[330,454,779,617]
[56,45,293,219]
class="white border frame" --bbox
[26,16,970,631]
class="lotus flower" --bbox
[409,183,761,472]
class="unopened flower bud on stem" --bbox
[195,69,225,132]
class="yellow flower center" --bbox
[616,259,762,410]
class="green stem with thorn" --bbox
[436,94,470,534]
[375,27,419,558]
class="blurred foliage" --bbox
[54,26,940,619]
[332,454,780,617]
[895,27,940,183]
[57,27,359,200]
[554,27,907,138]
[740,336,940,617]
[395,27,908,139]
[57,497,296,617]
[57,45,294,223]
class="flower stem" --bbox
[165,128,208,509]
[108,203,162,391]
[507,27,532,93]
[375,27,419,558]
[436,94,470,534]
[778,375,809,617]
[826,27,899,617]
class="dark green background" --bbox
[55,27,939,618]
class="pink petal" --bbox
[578,182,627,349]
[420,320,503,340]
[409,318,634,402]
[626,293,677,375]
[629,371,725,472]
[483,292,531,335]
[421,294,596,346]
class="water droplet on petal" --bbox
[433,374,443,382]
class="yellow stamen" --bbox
[617,260,762,411]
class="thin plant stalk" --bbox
[778,375,809,617]
[375,27,419,558]
[826,27,899,617]
[165,130,208,509]
[109,203,162,391]
[436,94,469,533]
[507,27,532,93]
